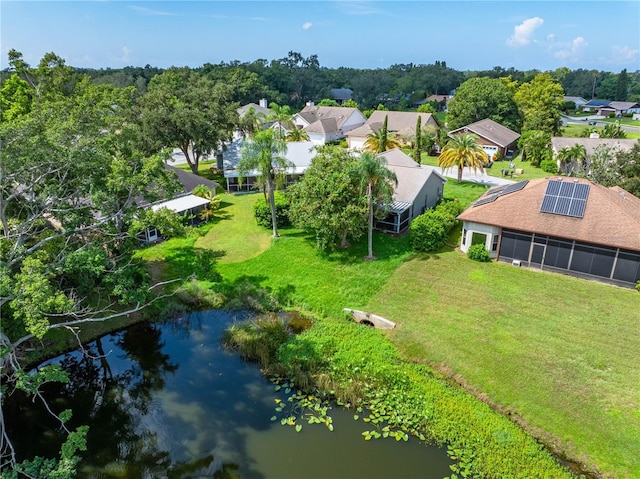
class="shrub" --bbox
[540,158,559,174]
[409,200,462,252]
[253,192,290,228]
[636,281,640,292]
[467,243,490,262]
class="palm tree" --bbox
[239,106,266,138]
[363,115,402,153]
[285,127,310,142]
[267,103,294,140]
[558,143,587,176]
[354,152,397,260]
[437,133,488,183]
[237,129,291,237]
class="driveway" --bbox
[439,167,515,186]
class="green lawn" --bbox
[563,123,640,140]
[139,181,640,478]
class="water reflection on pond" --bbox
[7,310,451,478]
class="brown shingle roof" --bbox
[367,110,438,133]
[449,119,520,148]
[305,117,338,134]
[458,177,640,251]
[297,106,359,130]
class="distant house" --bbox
[374,149,447,234]
[330,88,354,105]
[597,101,640,117]
[582,99,611,112]
[346,111,439,150]
[292,104,366,145]
[563,96,588,108]
[448,119,520,160]
[237,99,273,121]
[425,94,452,111]
[140,165,219,243]
[551,137,638,158]
[457,177,640,287]
[223,141,317,192]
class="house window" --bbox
[462,228,467,246]
[492,235,499,252]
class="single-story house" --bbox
[448,118,520,160]
[292,104,366,145]
[374,149,447,234]
[551,137,638,158]
[426,94,452,111]
[223,141,317,192]
[581,99,611,112]
[140,165,219,243]
[457,177,640,287]
[563,96,588,108]
[346,111,439,150]
[597,101,640,117]
[330,88,354,105]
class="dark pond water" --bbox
[6,310,451,478]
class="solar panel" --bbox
[473,194,499,207]
[539,180,590,218]
[486,186,506,196]
[501,180,529,196]
[574,183,590,200]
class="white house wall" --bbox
[348,136,366,150]
[460,220,500,257]
[341,111,367,133]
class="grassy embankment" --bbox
[138,181,639,478]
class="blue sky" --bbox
[2,1,639,72]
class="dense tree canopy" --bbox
[515,73,564,136]
[139,67,239,175]
[1,52,182,477]
[446,77,522,132]
[287,146,367,250]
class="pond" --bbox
[6,310,452,478]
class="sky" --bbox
[2,1,639,73]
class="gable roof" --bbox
[551,137,639,156]
[238,102,273,118]
[458,177,640,252]
[583,99,611,107]
[347,111,438,138]
[449,118,520,148]
[564,96,587,103]
[426,94,451,103]
[296,106,361,130]
[378,149,447,205]
[166,164,219,193]
[601,101,640,111]
[306,117,338,134]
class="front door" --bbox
[530,243,545,267]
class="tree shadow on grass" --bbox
[321,233,413,265]
[164,246,225,280]
[211,275,297,311]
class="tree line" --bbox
[3,51,638,109]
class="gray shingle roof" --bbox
[551,137,638,156]
[378,149,446,205]
[296,106,359,130]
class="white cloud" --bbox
[120,46,132,63]
[610,45,639,63]
[554,36,587,61]
[507,17,544,47]
[546,33,555,42]
[302,22,313,30]
[335,1,384,15]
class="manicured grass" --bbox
[194,193,272,263]
[138,178,639,478]
[422,154,551,182]
[563,123,640,139]
[598,117,640,127]
[365,250,640,478]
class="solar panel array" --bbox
[539,180,590,218]
[473,180,529,207]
